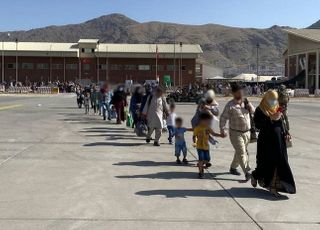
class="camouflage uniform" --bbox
[278,85,290,131]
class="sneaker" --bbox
[182,158,188,164]
[176,159,182,164]
[205,162,212,168]
[146,139,151,143]
[153,142,160,147]
[229,168,241,176]
[198,173,204,179]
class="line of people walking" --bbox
[77,82,296,199]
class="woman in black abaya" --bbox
[251,90,296,197]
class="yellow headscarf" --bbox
[259,90,279,117]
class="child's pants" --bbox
[147,127,162,143]
[85,105,90,114]
[167,125,174,142]
[175,142,187,157]
[102,103,111,120]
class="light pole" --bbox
[106,45,108,82]
[15,38,18,83]
[49,44,52,82]
[256,43,260,86]
[97,41,100,84]
[172,29,176,87]
[179,42,183,86]
[2,33,10,83]
[1,39,4,83]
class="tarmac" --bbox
[0,94,319,230]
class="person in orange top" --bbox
[193,112,225,179]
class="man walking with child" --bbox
[220,83,254,181]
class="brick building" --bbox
[0,39,203,86]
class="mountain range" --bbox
[0,14,319,76]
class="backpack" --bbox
[244,98,258,143]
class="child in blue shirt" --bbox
[173,117,192,164]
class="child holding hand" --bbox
[173,117,192,164]
[193,112,225,179]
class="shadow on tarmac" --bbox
[136,188,285,201]
[116,171,237,181]
[113,160,198,167]
[83,142,144,147]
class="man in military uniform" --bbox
[278,85,290,131]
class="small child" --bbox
[84,92,90,115]
[166,103,177,144]
[173,117,192,164]
[193,112,224,179]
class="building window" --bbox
[196,64,201,76]
[81,48,95,54]
[22,63,34,70]
[181,65,187,71]
[37,63,49,70]
[124,65,136,71]
[98,64,108,70]
[83,64,90,71]
[138,65,150,71]
[167,65,177,71]
[52,64,63,70]
[152,65,164,71]
[66,64,78,70]
[111,64,122,71]
[7,63,16,69]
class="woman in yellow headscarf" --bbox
[259,90,279,117]
[250,90,296,198]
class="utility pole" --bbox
[173,29,176,87]
[97,40,100,84]
[15,38,18,83]
[1,39,4,83]
[49,44,52,82]
[179,42,183,86]
[256,43,260,85]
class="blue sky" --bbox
[0,0,319,31]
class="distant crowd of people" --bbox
[75,81,296,199]
[0,80,76,93]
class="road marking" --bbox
[0,104,22,111]
[187,148,263,230]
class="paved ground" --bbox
[0,94,319,230]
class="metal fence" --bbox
[294,89,310,97]
[2,86,59,94]
[6,86,32,94]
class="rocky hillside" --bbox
[0,13,291,75]
[308,20,320,29]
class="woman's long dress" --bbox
[252,107,296,194]
[112,91,127,123]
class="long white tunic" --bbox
[143,95,166,129]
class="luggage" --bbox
[134,120,148,137]
[126,113,134,128]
